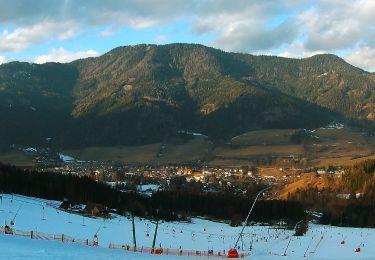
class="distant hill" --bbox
[0,44,374,148]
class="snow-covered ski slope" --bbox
[0,193,374,259]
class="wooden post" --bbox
[284,238,292,256]
[42,206,45,220]
[152,220,159,252]
[132,215,137,252]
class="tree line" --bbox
[0,163,304,224]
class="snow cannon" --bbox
[227,248,239,258]
[4,225,13,235]
[153,248,163,255]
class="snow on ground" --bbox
[0,194,374,259]
[177,130,208,138]
[137,184,160,192]
[0,235,165,260]
[58,153,76,163]
[321,122,344,130]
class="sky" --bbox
[0,0,375,71]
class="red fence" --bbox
[0,226,97,247]
[109,243,251,258]
[0,226,251,258]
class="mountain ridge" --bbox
[0,43,373,148]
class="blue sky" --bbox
[1,0,375,71]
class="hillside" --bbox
[0,44,374,148]
[2,193,375,259]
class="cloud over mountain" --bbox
[0,0,374,71]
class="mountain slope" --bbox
[0,44,373,148]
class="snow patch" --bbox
[318,72,328,77]
[177,130,208,138]
[23,147,37,153]
[59,153,76,163]
[321,122,344,130]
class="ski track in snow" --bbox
[0,194,373,259]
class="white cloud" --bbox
[296,4,367,51]
[0,56,8,64]
[0,0,375,71]
[191,1,301,52]
[99,27,119,38]
[155,35,167,44]
[278,50,325,59]
[278,42,326,59]
[34,48,100,64]
[0,21,78,52]
[346,46,375,72]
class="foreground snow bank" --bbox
[0,235,172,260]
[1,194,375,259]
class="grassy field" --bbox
[64,143,161,163]
[213,127,375,167]
[63,127,374,167]
[305,128,375,166]
[309,155,375,167]
[276,173,333,199]
[156,137,210,163]
[0,150,35,167]
[64,137,210,164]
[214,144,304,157]
[231,129,297,146]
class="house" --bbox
[193,172,204,181]
[84,202,109,217]
[184,168,193,175]
[336,194,351,200]
[59,199,76,211]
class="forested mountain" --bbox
[0,44,374,148]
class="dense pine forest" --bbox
[0,163,304,224]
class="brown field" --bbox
[64,137,210,164]
[231,129,297,146]
[305,128,375,166]
[276,173,331,199]
[207,158,252,166]
[64,143,160,163]
[214,144,304,157]
[156,138,210,163]
[64,127,374,167]
[0,150,35,167]
[309,155,375,167]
